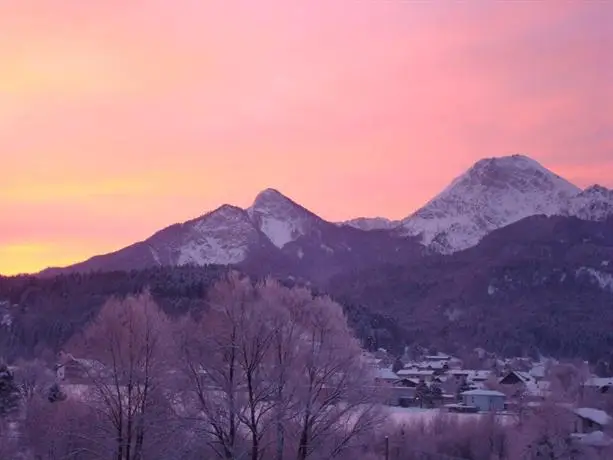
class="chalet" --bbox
[573,408,612,434]
[396,378,420,388]
[524,380,551,399]
[396,369,436,382]
[56,352,106,383]
[460,389,506,412]
[499,370,535,386]
[375,368,400,386]
[528,364,546,382]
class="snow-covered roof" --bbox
[572,431,613,447]
[500,370,534,384]
[461,389,506,397]
[529,365,546,379]
[397,369,435,376]
[405,360,448,370]
[584,377,613,388]
[375,368,400,381]
[423,353,451,360]
[574,408,613,426]
[466,370,492,381]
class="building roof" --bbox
[375,368,399,381]
[397,369,435,376]
[574,408,613,426]
[423,353,451,360]
[461,389,506,397]
[585,377,613,388]
[529,365,546,379]
[500,370,534,384]
[572,431,613,447]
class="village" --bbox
[3,343,613,458]
[367,348,613,450]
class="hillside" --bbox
[327,215,613,362]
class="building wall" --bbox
[462,394,505,412]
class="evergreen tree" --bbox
[0,364,21,418]
[430,382,443,405]
[415,380,431,408]
[456,377,472,401]
[47,382,67,403]
[392,357,404,374]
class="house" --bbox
[499,370,535,386]
[584,377,613,394]
[528,364,547,382]
[388,386,417,407]
[573,408,612,434]
[56,352,106,383]
[396,369,435,382]
[460,389,506,412]
[423,353,451,362]
[375,368,400,386]
[397,378,420,388]
[524,380,551,399]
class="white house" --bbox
[461,389,506,412]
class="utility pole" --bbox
[384,435,389,460]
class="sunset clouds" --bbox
[1,1,612,274]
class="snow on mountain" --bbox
[173,205,260,265]
[398,154,581,253]
[247,188,321,248]
[339,217,399,231]
[560,185,613,221]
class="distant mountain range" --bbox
[41,154,613,277]
[5,154,613,362]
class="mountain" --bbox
[561,185,613,221]
[397,154,581,253]
[41,189,423,281]
[328,215,613,361]
[339,217,400,231]
[41,204,278,275]
[247,188,322,248]
[38,154,612,282]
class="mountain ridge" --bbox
[37,154,613,277]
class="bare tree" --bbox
[23,394,101,460]
[13,357,54,402]
[179,273,382,460]
[290,295,382,460]
[509,401,583,460]
[179,273,252,460]
[67,291,175,460]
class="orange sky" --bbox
[1,1,612,275]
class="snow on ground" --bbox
[386,407,517,426]
[575,267,613,293]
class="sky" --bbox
[1,1,612,275]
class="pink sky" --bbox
[1,1,612,275]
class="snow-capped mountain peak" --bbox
[248,188,319,248]
[398,154,581,253]
[173,204,261,266]
[339,217,399,231]
[561,184,613,221]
